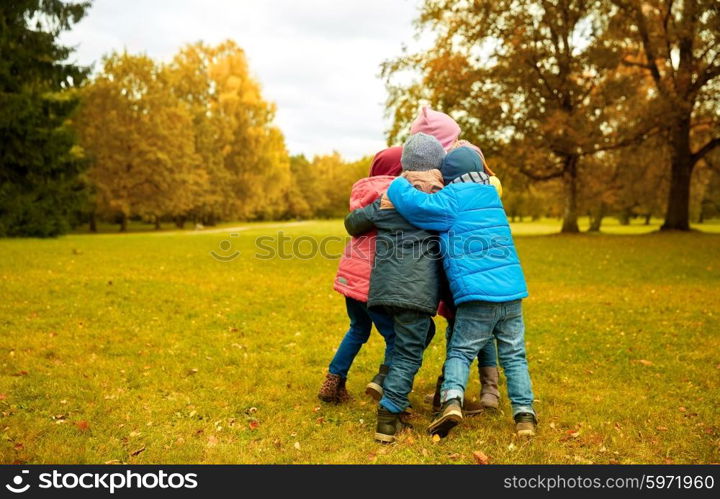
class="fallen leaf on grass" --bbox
[0,394,7,400]
[104,460,122,465]
[656,426,668,431]
[678,407,687,413]
[248,421,260,431]
[76,420,90,431]
[130,447,145,457]
[472,451,490,465]
[432,434,441,443]
[207,436,218,447]
[635,359,653,366]
[14,443,24,451]
[294,442,301,450]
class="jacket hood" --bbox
[349,175,395,211]
[369,146,403,177]
[442,146,484,184]
[451,140,496,176]
[410,107,461,151]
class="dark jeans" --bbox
[328,297,396,379]
[379,307,435,413]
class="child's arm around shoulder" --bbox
[386,177,459,232]
[344,198,380,236]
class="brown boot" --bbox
[337,376,352,403]
[318,373,342,403]
[479,366,500,410]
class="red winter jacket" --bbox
[333,175,395,302]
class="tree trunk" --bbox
[154,216,161,230]
[661,116,692,231]
[119,213,128,232]
[618,208,631,225]
[560,155,580,233]
[89,212,97,233]
[203,214,217,227]
[175,216,186,229]
[588,203,606,232]
[644,213,652,225]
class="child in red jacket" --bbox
[318,147,402,404]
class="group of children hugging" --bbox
[318,107,537,443]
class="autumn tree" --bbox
[609,0,720,230]
[384,0,656,232]
[0,0,89,237]
[75,53,202,231]
[167,41,291,225]
[279,153,371,220]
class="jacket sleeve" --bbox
[344,199,379,236]
[386,177,457,231]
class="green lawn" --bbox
[1,220,719,464]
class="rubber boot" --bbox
[479,366,500,410]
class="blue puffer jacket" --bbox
[386,178,528,304]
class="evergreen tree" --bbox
[0,0,90,237]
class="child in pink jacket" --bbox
[318,147,402,404]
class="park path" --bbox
[166,220,310,236]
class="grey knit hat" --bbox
[401,133,446,172]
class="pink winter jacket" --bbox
[333,175,395,302]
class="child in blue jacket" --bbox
[386,146,537,437]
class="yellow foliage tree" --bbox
[168,41,291,224]
[75,53,203,231]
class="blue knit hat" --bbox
[441,146,484,184]
[401,133,446,171]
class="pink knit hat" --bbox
[410,106,461,151]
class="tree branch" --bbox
[691,137,720,166]
[689,64,720,97]
[631,2,670,96]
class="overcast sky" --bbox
[59,0,425,160]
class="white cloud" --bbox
[60,0,424,159]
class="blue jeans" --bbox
[379,308,434,413]
[446,318,498,368]
[442,300,535,417]
[328,297,396,379]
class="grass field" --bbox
[1,220,719,464]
